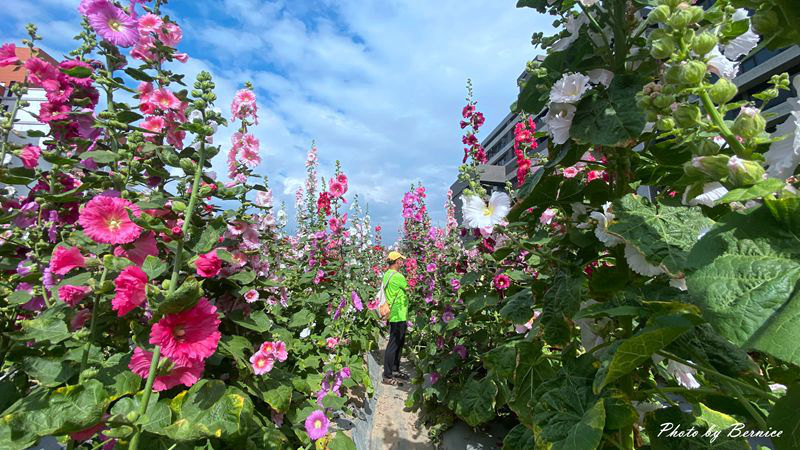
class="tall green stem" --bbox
[0,91,24,168]
[80,267,107,373]
[698,90,748,157]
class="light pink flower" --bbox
[250,351,275,375]
[326,337,339,349]
[18,145,41,169]
[50,246,85,275]
[58,285,92,307]
[112,266,148,316]
[540,208,558,225]
[149,298,221,365]
[260,340,288,362]
[138,13,162,33]
[79,196,142,244]
[87,3,139,47]
[129,346,204,391]
[152,88,181,110]
[563,166,581,178]
[195,250,222,278]
[158,22,183,47]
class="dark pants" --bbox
[384,321,407,378]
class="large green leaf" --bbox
[515,69,551,115]
[503,424,535,450]
[218,335,252,369]
[328,431,357,450]
[13,305,71,344]
[261,384,293,414]
[453,376,498,427]
[464,290,499,315]
[20,357,78,387]
[541,271,583,345]
[510,340,556,427]
[141,255,168,280]
[482,342,517,379]
[96,353,142,401]
[644,406,749,449]
[500,288,534,324]
[610,195,714,275]
[161,380,253,441]
[289,309,315,328]
[686,206,800,365]
[570,74,646,147]
[768,383,800,450]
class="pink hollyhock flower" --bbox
[58,285,92,307]
[260,341,288,362]
[50,246,85,275]
[113,231,158,266]
[152,88,181,110]
[493,273,511,291]
[305,410,329,441]
[250,351,275,375]
[453,345,467,360]
[587,170,606,182]
[326,337,339,349]
[426,263,437,272]
[336,173,348,186]
[0,43,19,67]
[329,180,346,198]
[340,367,351,379]
[244,289,259,303]
[351,291,363,311]
[563,166,581,178]
[70,308,92,330]
[140,116,166,135]
[129,346,204,391]
[158,22,183,47]
[78,0,109,16]
[79,195,142,244]
[195,250,222,278]
[367,298,379,310]
[427,372,440,385]
[112,266,148,316]
[149,298,221,365]
[87,3,139,47]
[450,278,461,291]
[540,208,558,225]
[442,309,455,323]
[138,13,162,33]
[39,102,70,123]
[70,421,106,443]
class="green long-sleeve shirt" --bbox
[382,269,408,322]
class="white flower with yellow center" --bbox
[461,191,511,232]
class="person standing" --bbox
[382,251,410,385]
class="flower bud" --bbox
[179,157,196,175]
[649,5,671,24]
[653,93,675,110]
[688,155,730,180]
[692,33,717,56]
[171,200,187,212]
[650,36,676,60]
[691,140,720,156]
[668,10,692,29]
[674,104,702,127]
[680,60,707,85]
[686,6,704,24]
[752,9,779,35]
[657,117,675,131]
[731,106,766,139]
[664,65,683,85]
[709,78,738,105]
[727,156,766,186]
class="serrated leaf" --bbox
[228,270,256,284]
[503,424,535,450]
[454,376,498,427]
[141,255,168,280]
[720,178,785,203]
[82,151,119,163]
[156,278,202,315]
[570,74,646,147]
[160,380,253,441]
[500,288,534,324]
[511,340,556,427]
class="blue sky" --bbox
[3,0,552,243]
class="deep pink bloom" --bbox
[260,341,288,362]
[50,246,86,275]
[129,347,204,391]
[58,285,92,307]
[329,180,346,198]
[79,195,142,244]
[113,231,158,266]
[563,166,581,178]
[158,22,183,47]
[24,57,58,86]
[140,116,166,135]
[87,3,140,47]
[195,250,222,278]
[152,88,181,110]
[149,298,221,365]
[39,102,71,123]
[450,279,461,291]
[493,273,511,291]
[0,43,18,67]
[250,351,275,375]
[78,0,110,16]
[305,410,329,441]
[70,421,106,443]
[112,266,148,316]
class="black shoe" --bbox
[394,370,410,380]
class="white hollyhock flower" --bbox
[590,202,623,247]
[731,8,749,22]
[577,300,607,351]
[724,28,760,60]
[669,276,687,291]
[588,68,614,87]
[625,244,664,276]
[552,14,588,52]
[770,383,788,394]
[682,182,729,207]
[461,191,511,232]
[544,103,576,145]
[579,0,599,6]
[300,327,311,338]
[765,108,800,179]
[707,47,739,80]
[652,356,701,389]
[633,402,666,425]
[255,189,273,208]
[550,73,592,104]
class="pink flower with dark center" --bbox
[58,285,92,307]
[50,246,86,275]
[79,195,142,244]
[195,250,222,278]
[329,180,346,198]
[250,351,275,375]
[112,266,148,316]
[244,289,259,303]
[129,346,204,391]
[87,3,140,47]
[149,298,221,365]
[493,273,511,291]
[0,43,19,67]
[305,410,329,441]
[138,13,162,33]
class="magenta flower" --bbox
[351,291,363,311]
[129,347,204,391]
[18,145,41,169]
[442,309,455,323]
[259,341,288,362]
[79,195,142,244]
[87,3,139,47]
[454,345,467,360]
[329,180,346,198]
[58,285,92,307]
[304,410,329,441]
[113,231,158,266]
[450,278,461,291]
[112,266,148,317]
[149,298,222,365]
[50,246,85,275]
[195,250,222,278]
[340,367,351,379]
[244,289,259,303]
[250,351,275,375]
[563,166,581,178]
[0,43,19,67]
[493,273,511,291]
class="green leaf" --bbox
[541,272,583,345]
[482,342,517,379]
[124,67,154,82]
[686,206,800,365]
[228,270,256,284]
[156,278,203,315]
[141,255,168,280]
[161,380,253,441]
[720,178,785,203]
[58,271,92,288]
[511,340,556,427]
[192,223,224,253]
[218,335,252,369]
[14,306,71,344]
[454,376,498,427]
[502,424,535,450]
[228,310,272,333]
[328,431,358,450]
[610,194,714,274]
[116,110,143,124]
[465,290,499,315]
[26,129,46,138]
[289,309,315,328]
[570,74,646,147]
[6,291,32,305]
[82,151,119,163]
[60,65,92,78]
[553,400,605,450]
[21,357,78,387]
[595,314,696,393]
[262,385,293,413]
[516,69,551,115]
[768,383,800,450]
[500,288,534,324]
[96,353,141,401]
[764,193,800,235]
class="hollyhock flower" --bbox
[552,13,588,52]
[625,244,664,277]
[114,232,158,266]
[87,3,139,47]
[550,73,592,104]
[461,191,511,232]
[138,13,162,33]
[586,170,606,182]
[79,195,142,244]
[78,0,109,15]
[707,47,739,80]
[195,250,222,278]
[140,116,166,135]
[305,410,329,441]
[544,103,576,145]
[129,347,204,391]
[0,43,18,67]
[39,102,71,123]
[562,166,580,178]
[724,10,759,60]
[250,351,275,375]
[765,81,800,179]
[427,372,440,386]
[242,289,260,303]
[149,298,222,365]
[326,337,339,349]
[50,246,85,275]
[330,180,346,198]
[152,88,181,110]
[58,285,92,307]
[493,274,511,291]
[540,208,558,225]
[587,68,614,87]
[158,22,183,47]
[70,309,92,330]
[453,345,467,360]
[260,341,288,362]
[112,266,148,316]
[300,327,312,338]
[590,202,623,247]
[653,355,700,389]
[442,309,455,323]
[682,182,729,207]
[351,291,363,311]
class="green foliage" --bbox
[570,75,647,147]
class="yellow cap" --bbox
[387,251,406,261]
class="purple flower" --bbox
[450,278,461,291]
[351,291,363,311]
[333,297,346,320]
[304,410,329,441]
[442,309,455,323]
[426,263,437,272]
[454,345,467,360]
[87,3,139,47]
[340,367,351,379]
